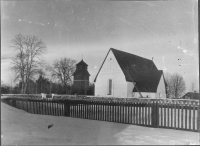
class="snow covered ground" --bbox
[1,102,199,145]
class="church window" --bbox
[107,79,112,95]
[159,93,162,98]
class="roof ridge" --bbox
[111,48,153,62]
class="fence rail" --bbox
[1,97,199,132]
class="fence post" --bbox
[151,101,159,128]
[12,99,17,108]
[197,102,200,132]
[64,100,70,117]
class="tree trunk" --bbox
[24,75,29,94]
[21,80,24,94]
[63,83,67,94]
[24,83,27,94]
[21,72,25,94]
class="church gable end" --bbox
[94,49,127,97]
[94,49,125,82]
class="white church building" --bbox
[94,48,167,99]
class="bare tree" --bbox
[37,68,46,78]
[165,73,186,98]
[47,57,76,94]
[11,34,46,94]
[190,82,195,92]
[164,73,172,98]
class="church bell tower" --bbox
[72,60,90,95]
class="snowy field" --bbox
[1,102,199,145]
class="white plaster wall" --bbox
[155,75,166,99]
[127,82,135,97]
[95,51,127,98]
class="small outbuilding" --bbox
[94,48,167,98]
[182,92,199,100]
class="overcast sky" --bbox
[1,0,198,92]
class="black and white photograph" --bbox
[1,0,199,145]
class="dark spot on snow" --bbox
[47,124,53,129]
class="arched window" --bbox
[159,93,162,98]
[107,79,112,95]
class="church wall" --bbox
[127,81,135,97]
[95,51,127,98]
[155,75,166,99]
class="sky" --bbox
[1,0,199,92]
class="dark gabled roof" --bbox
[94,48,164,93]
[182,92,199,99]
[133,70,163,92]
[76,60,88,66]
[111,48,158,82]
[94,48,158,82]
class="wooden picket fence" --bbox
[1,97,199,132]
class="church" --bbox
[94,48,167,98]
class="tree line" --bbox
[1,34,94,95]
[1,76,94,95]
